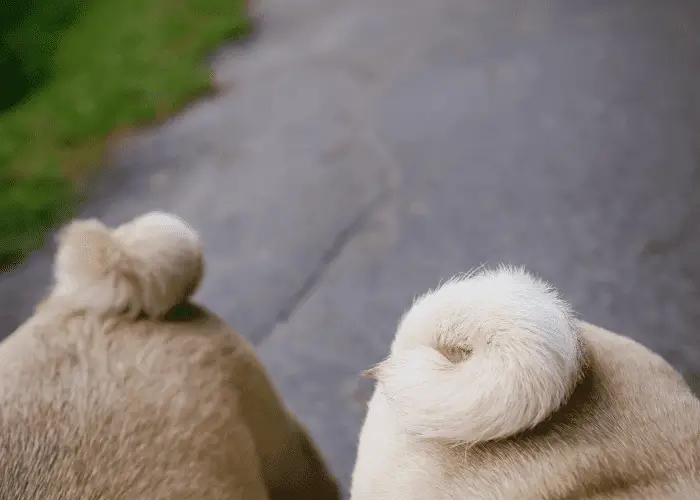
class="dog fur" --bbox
[351,266,700,500]
[0,212,340,500]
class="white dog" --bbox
[0,212,340,500]
[351,266,700,499]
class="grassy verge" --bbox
[0,0,250,271]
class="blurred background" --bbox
[2,0,700,494]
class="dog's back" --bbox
[0,302,340,500]
[0,304,269,499]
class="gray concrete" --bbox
[3,0,700,495]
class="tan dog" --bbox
[351,266,700,500]
[0,212,340,500]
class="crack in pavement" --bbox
[250,187,390,346]
[245,69,406,347]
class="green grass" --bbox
[0,0,250,271]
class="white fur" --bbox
[50,211,204,319]
[369,266,583,444]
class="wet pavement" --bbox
[2,0,700,495]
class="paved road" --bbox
[2,0,700,495]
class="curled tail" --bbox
[51,211,204,319]
[367,266,584,445]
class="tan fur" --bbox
[0,213,340,500]
[351,268,700,500]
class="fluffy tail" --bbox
[50,211,204,319]
[367,266,584,445]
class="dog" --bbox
[0,212,340,500]
[351,266,700,499]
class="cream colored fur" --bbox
[351,266,700,500]
[51,211,204,318]
[0,212,340,500]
